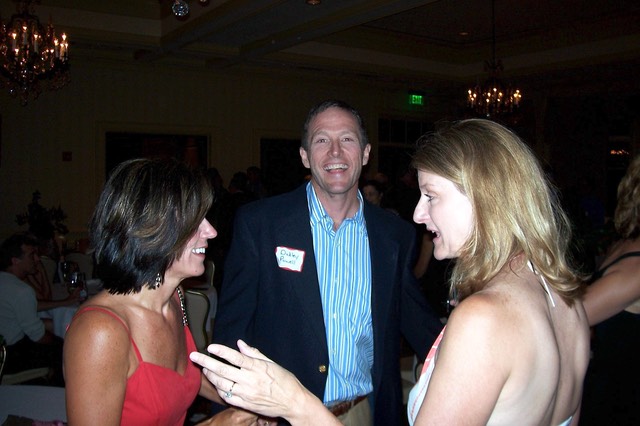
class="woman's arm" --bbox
[583,257,640,326]
[190,340,342,426]
[26,261,52,301]
[64,310,130,425]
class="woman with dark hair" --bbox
[64,158,235,425]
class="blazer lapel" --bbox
[273,187,328,353]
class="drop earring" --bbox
[152,273,162,289]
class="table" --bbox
[39,281,79,339]
[39,306,77,339]
[0,385,67,423]
[40,280,104,339]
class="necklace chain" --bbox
[176,286,188,327]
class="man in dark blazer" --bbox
[213,100,442,425]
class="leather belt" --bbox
[328,395,367,417]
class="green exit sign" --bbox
[409,92,425,106]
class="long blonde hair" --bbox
[412,119,583,305]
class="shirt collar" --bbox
[306,182,365,231]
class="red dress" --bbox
[70,304,201,425]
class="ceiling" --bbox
[3,0,640,91]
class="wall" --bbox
[0,59,440,241]
[2,58,638,245]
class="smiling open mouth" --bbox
[324,163,347,171]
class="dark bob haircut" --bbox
[90,158,213,294]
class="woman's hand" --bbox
[190,340,341,425]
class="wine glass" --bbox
[69,271,88,301]
[60,261,77,284]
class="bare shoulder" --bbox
[602,239,640,275]
[63,302,133,423]
[441,291,512,363]
[446,290,509,334]
[606,248,640,282]
[64,303,132,366]
[443,282,541,366]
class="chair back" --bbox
[0,342,50,385]
[184,289,211,353]
[0,342,5,377]
[65,252,94,278]
[204,259,215,287]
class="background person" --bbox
[0,232,64,386]
[360,179,384,206]
[581,154,640,426]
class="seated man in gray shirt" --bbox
[0,233,64,385]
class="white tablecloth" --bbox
[39,306,78,339]
[0,385,67,423]
[39,281,78,339]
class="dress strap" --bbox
[176,286,188,327]
[527,261,556,308]
[73,306,143,362]
[598,251,640,273]
[407,327,445,423]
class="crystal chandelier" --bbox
[466,0,521,119]
[0,0,69,105]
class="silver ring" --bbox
[224,382,236,398]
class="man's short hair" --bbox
[0,233,38,271]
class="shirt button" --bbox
[318,365,327,373]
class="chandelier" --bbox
[466,0,521,119]
[0,0,69,105]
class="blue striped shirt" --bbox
[306,182,373,405]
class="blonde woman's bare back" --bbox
[415,260,590,426]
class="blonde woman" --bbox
[405,119,589,425]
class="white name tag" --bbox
[275,246,305,272]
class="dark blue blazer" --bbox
[213,184,442,425]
